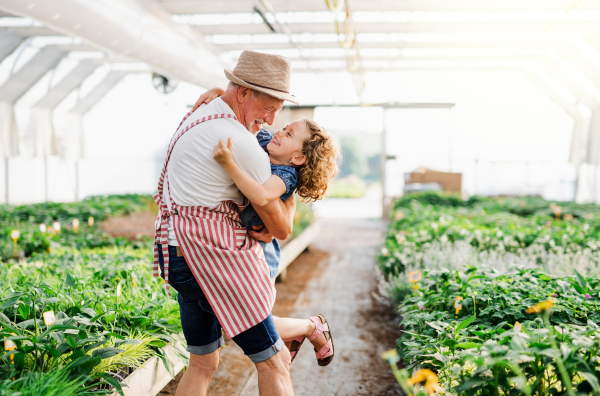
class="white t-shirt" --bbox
[162,98,271,245]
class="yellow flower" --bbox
[408,369,442,394]
[381,349,398,362]
[526,300,554,314]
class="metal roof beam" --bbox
[215,40,596,51]
[0,0,226,89]
[2,26,59,36]
[281,41,600,85]
[69,71,125,115]
[0,46,65,103]
[158,0,600,14]
[34,61,98,110]
[294,56,596,168]
[213,41,572,51]
[0,30,23,62]
[196,20,595,35]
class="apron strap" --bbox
[153,110,238,298]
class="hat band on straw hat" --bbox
[242,79,290,94]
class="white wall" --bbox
[2,73,205,204]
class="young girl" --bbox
[197,88,339,366]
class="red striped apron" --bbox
[153,110,276,337]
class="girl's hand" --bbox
[193,87,225,111]
[213,138,234,166]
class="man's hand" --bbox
[193,87,225,112]
[213,138,234,167]
[249,224,274,243]
[252,195,296,241]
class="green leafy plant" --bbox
[380,192,600,395]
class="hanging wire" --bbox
[335,8,355,49]
[258,0,318,72]
[327,0,365,102]
[324,0,345,13]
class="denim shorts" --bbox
[157,244,284,363]
[258,240,281,278]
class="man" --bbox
[153,51,299,395]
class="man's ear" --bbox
[290,154,306,166]
[237,86,251,103]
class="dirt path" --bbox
[159,218,402,396]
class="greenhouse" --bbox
[3,0,600,395]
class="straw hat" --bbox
[225,50,299,105]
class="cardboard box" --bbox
[405,167,462,193]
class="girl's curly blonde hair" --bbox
[295,118,340,202]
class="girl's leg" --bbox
[274,316,333,365]
[273,316,315,340]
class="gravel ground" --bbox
[159,218,402,396]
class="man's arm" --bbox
[250,194,296,241]
[229,136,295,241]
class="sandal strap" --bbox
[308,315,329,342]
[315,339,333,360]
[283,335,305,363]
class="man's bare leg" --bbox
[176,349,220,396]
[256,347,294,396]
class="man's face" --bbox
[240,89,284,133]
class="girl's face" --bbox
[267,120,310,166]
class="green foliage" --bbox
[292,200,314,238]
[0,194,155,225]
[379,194,600,278]
[395,268,600,395]
[0,194,155,261]
[339,136,367,178]
[0,366,111,396]
[0,192,314,393]
[0,194,181,394]
[380,192,600,395]
[328,176,367,198]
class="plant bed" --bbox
[277,221,320,279]
[378,192,600,395]
[0,195,182,395]
[0,194,316,395]
[114,340,188,396]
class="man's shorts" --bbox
[157,243,284,363]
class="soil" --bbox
[157,218,403,396]
[100,210,157,238]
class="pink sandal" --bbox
[283,336,305,362]
[308,314,334,366]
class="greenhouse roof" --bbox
[1,0,600,164]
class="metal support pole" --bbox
[74,160,79,201]
[474,158,479,195]
[380,109,387,219]
[4,157,8,205]
[44,155,48,202]
[574,162,581,202]
[448,108,452,172]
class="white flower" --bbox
[431,223,439,230]
[440,234,449,243]
[381,248,389,256]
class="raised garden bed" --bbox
[379,192,600,395]
[116,341,188,396]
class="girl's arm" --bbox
[213,138,286,207]
[193,87,224,111]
